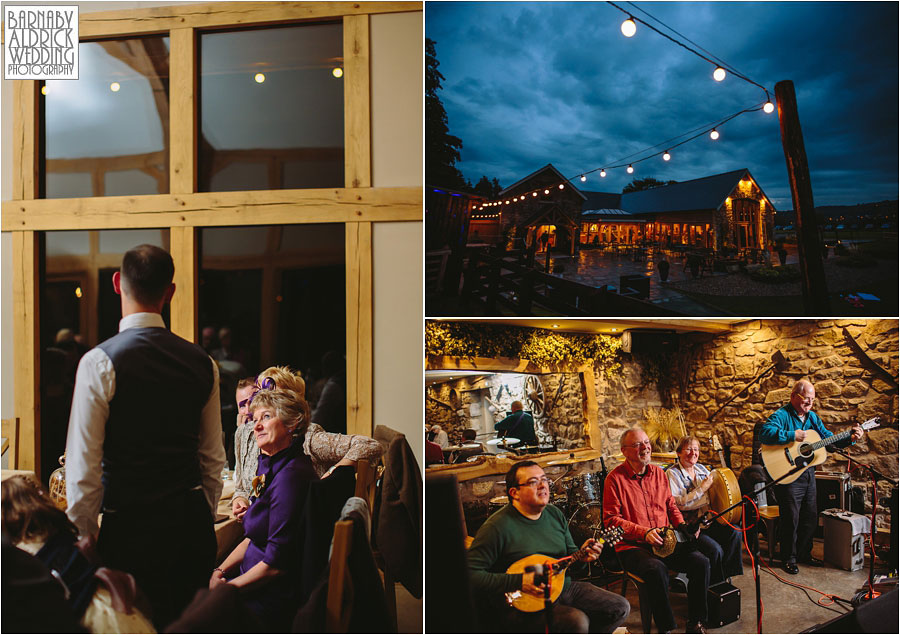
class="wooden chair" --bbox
[325,519,354,633]
[354,459,377,515]
[757,505,780,566]
[2,418,20,469]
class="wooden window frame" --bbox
[2,1,423,474]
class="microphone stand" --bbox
[694,462,807,634]
[829,447,899,601]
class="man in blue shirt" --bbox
[760,380,863,574]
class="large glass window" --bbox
[41,36,170,198]
[198,224,346,467]
[198,23,344,192]
[39,229,170,485]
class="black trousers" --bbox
[98,489,216,630]
[773,467,817,563]
[617,544,710,631]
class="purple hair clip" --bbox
[258,377,275,391]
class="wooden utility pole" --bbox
[775,80,831,314]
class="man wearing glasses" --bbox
[760,379,864,575]
[467,460,630,633]
[603,427,711,634]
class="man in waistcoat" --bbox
[66,244,225,629]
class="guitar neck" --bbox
[805,418,877,451]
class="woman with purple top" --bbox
[210,388,317,630]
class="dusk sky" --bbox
[426,2,899,208]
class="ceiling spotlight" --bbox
[763,101,775,114]
[710,128,720,140]
[713,66,726,82]
[600,169,607,177]
[627,164,634,174]
[254,73,266,83]
[621,17,637,37]
[109,82,121,92]
[580,175,586,182]
[663,151,671,161]
[332,67,343,78]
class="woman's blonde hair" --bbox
[675,435,702,455]
[249,388,310,441]
[257,365,306,398]
[1,475,76,544]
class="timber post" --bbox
[774,80,831,314]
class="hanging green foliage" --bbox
[425,321,623,379]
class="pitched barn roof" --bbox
[499,163,587,201]
[620,168,751,213]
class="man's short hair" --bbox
[236,377,256,391]
[462,429,477,441]
[120,244,174,306]
[620,426,646,449]
[505,460,540,501]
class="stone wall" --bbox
[594,358,666,452]
[676,319,898,528]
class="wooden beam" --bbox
[2,186,423,231]
[346,222,372,436]
[581,367,601,451]
[12,233,41,475]
[426,447,605,482]
[344,14,371,189]
[169,227,199,342]
[169,28,197,195]
[12,81,38,200]
[78,2,421,39]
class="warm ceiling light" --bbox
[109,82,121,92]
[713,66,726,82]
[611,328,617,332]
[551,324,559,328]
[710,128,720,140]
[254,73,266,83]
[332,67,343,78]
[763,101,775,114]
[621,17,637,37]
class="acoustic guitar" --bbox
[504,526,624,612]
[761,417,879,484]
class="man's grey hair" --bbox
[620,426,646,449]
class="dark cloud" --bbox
[426,1,899,207]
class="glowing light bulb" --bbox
[110,82,121,92]
[544,189,550,194]
[713,66,726,82]
[663,151,671,161]
[627,164,634,174]
[505,200,510,205]
[559,184,565,190]
[532,192,537,197]
[254,73,266,83]
[332,67,343,78]
[710,128,720,140]
[763,101,775,114]
[75,286,83,298]
[600,169,606,178]
[519,195,524,200]
[621,17,636,37]
[580,175,586,182]
[41,85,48,95]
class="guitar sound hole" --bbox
[797,443,812,457]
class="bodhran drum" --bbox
[488,495,509,515]
[567,502,605,548]
[485,437,520,454]
[707,467,741,525]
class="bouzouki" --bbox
[761,417,880,484]
[504,526,624,612]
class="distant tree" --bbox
[473,175,503,198]
[426,39,468,189]
[622,177,678,193]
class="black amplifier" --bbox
[816,471,851,538]
[707,581,740,628]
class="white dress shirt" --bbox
[666,461,712,513]
[65,312,225,538]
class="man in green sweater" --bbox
[468,460,630,633]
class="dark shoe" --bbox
[799,556,824,567]
[783,561,799,575]
[686,620,708,633]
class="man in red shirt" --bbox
[603,427,713,634]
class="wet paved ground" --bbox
[544,246,800,315]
